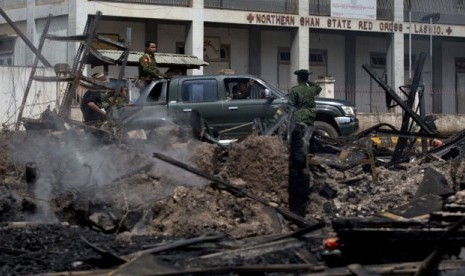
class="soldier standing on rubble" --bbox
[286,69,322,217]
[138,41,164,80]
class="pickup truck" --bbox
[115,74,359,141]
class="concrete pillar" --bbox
[432,38,442,113]
[290,0,309,87]
[26,0,36,66]
[345,33,356,104]
[68,0,84,67]
[315,76,335,98]
[386,0,404,110]
[185,0,204,75]
[249,26,261,76]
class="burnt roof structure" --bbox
[88,49,208,70]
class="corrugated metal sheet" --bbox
[92,50,208,68]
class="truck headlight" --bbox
[341,105,355,116]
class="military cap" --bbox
[294,69,312,77]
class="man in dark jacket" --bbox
[80,72,107,125]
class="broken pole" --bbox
[288,124,313,217]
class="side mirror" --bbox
[264,89,271,98]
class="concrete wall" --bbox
[310,33,345,90]
[261,30,290,85]
[204,26,249,75]
[0,66,57,129]
[357,112,465,135]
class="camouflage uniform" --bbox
[287,81,322,126]
[138,52,162,79]
[102,94,128,111]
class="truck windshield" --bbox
[256,78,287,97]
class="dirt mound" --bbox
[147,135,290,238]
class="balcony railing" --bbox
[204,0,298,14]
[92,0,190,7]
[309,0,393,20]
[405,0,465,25]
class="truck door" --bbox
[171,78,225,129]
[222,77,278,138]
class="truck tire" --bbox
[314,121,338,138]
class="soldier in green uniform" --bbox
[287,69,322,126]
[138,41,164,80]
[102,87,128,111]
[287,69,322,217]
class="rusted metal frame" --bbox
[361,64,435,135]
[362,67,434,164]
[58,12,102,119]
[0,7,52,68]
[391,53,428,162]
[43,34,87,41]
[355,123,398,139]
[31,75,114,91]
[88,46,119,64]
[14,14,53,131]
[31,76,74,82]
[94,34,126,49]
[80,75,114,89]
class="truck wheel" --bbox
[314,121,338,138]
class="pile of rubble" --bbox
[1,128,465,274]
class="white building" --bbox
[1,0,465,115]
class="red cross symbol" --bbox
[247,13,254,23]
[446,27,452,35]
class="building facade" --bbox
[1,0,465,114]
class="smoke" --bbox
[9,119,209,225]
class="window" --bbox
[456,58,465,73]
[370,52,386,69]
[454,0,465,12]
[404,54,416,71]
[176,42,185,55]
[309,49,326,66]
[181,80,218,102]
[278,48,290,64]
[0,36,16,65]
[220,44,230,62]
[0,54,12,65]
[147,82,164,102]
[225,78,266,100]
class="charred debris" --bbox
[2,9,465,276]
